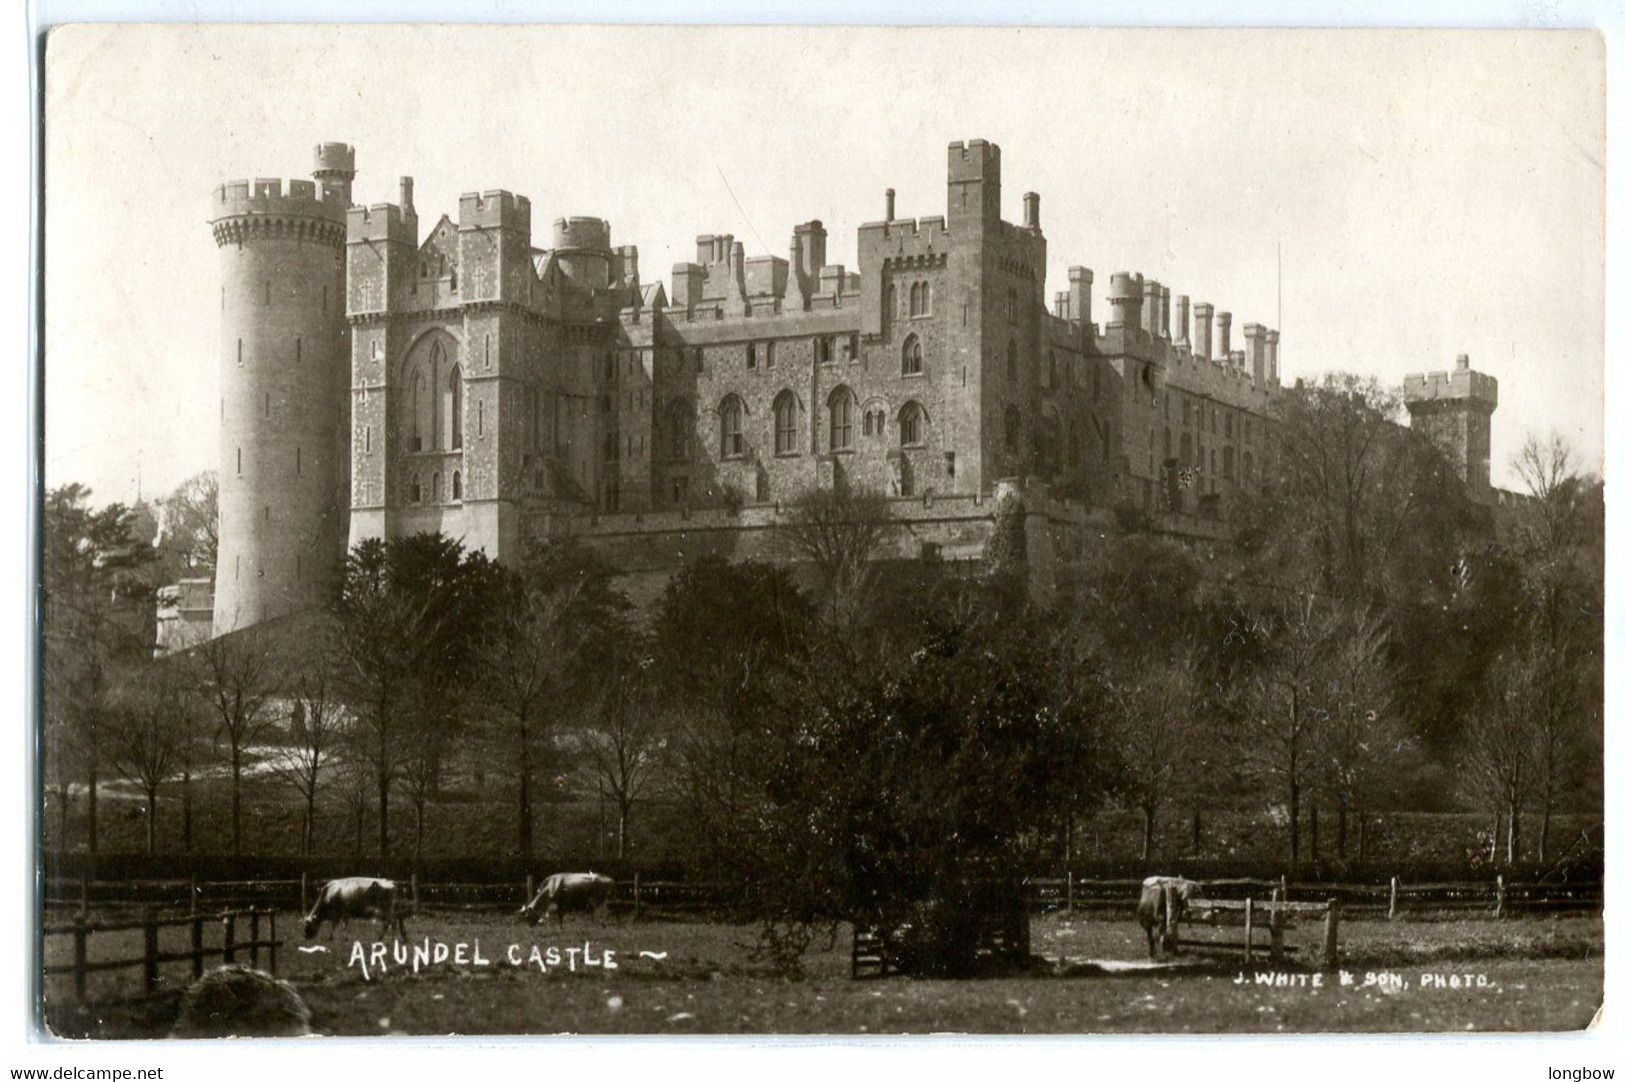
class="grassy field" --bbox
[43,909,1602,1038]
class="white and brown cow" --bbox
[303,877,406,940]
[519,872,614,927]
[1135,876,1204,959]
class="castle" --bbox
[175,138,1503,641]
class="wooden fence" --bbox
[43,907,281,1007]
[1025,873,1599,919]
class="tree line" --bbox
[42,376,1602,965]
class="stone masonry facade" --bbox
[200,139,1502,634]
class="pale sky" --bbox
[43,24,1604,504]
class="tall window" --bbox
[720,395,744,458]
[668,398,692,460]
[1006,286,1018,322]
[432,472,442,503]
[1006,340,1018,384]
[746,344,757,370]
[828,387,855,451]
[411,371,427,452]
[899,401,924,447]
[452,471,463,500]
[908,281,931,317]
[1004,405,1020,453]
[1223,446,1235,480]
[774,391,798,455]
[919,280,931,315]
[448,364,463,450]
[902,334,923,376]
[410,473,422,503]
[765,342,775,368]
[818,338,833,364]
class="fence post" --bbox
[1065,870,1074,915]
[79,872,90,918]
[632,873,641,924]
[1162,883,1176,957]
[525,874,534,908]
[189,874,198,917]
[249,908,261,969]
[1269,887,1285,964]
[1495,875,1506,919]
[72,918,87,1004]
[1388,877,1399,921]
[1279,874,1288,902]
[190,916,204,980]
[142,909,160,997]
[1323,898,1340,968]
[1242,898,1253,967]
[299,873,308,915]
[222,913,237,965]
[411,873,420,918]
[268,910,278,975]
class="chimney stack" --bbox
[1456,352,1470,371]
[1142,279,1162,336]
[1069,266,1093,335]
[1267,330,1281,384]
[1194,303,1213,359]
[1244,323,1266,383]
[399,176,414,209]
[1023,191,1041,230]
[885,188,896,221]
[1217,311,1233,359]
[1176,295,1191,345]
[1160,286,1172,338]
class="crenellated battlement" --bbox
[858,215,951,258]
[347,202,417,245]
[1404,355,1499,410]
[212,176,349,223]
[459,190,531,234]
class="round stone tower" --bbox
[209,143,354,634]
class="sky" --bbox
[43,24,1604,505]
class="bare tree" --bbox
[1101,650,1205,860]
[154,471,219,579]
[270,654,343,857]
[1313,605,1400,859]
[106,662,195,854]
[1459,651,1542,864]
[194,627,280,856]
[579,650,668,859]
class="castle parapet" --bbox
[211,174,349,247]
[347,202,417,245]
[1403,354,1499,409]
[459,190,532,233]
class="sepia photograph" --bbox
[36,22,1604,1043]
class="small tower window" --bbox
[746,344,757,370]
[236,447,241,475]
[296,446,302,475]
[410,473,422,504]
[264,280,271,306]
[900,402,924,448]
[237,339,243,367]
[478,400,484,437]
[296,338,302,364]
[765,342,776,369]
[264,393,271,418]
[452,471,462,500]
[364,426,371,453]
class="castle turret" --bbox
[1404,353,1499,500]
[210,143,354,633]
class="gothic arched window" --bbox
[448,364,463,450]
[899,401,925,448]
[902,334,923,377]
[773,391,798,455]
[827,387,855,452]
[720,395,745,458]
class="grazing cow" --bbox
[519,872,614,927]
[303,877,406,940]
[1135,876,1204,959]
